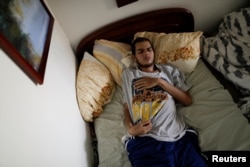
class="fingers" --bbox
[142,120,151,126]
[133,79,142,89]
[128,120,152,136]
[134,77,157,90]
[141,120,152,133]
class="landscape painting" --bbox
[0,0,54,84]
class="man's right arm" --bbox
[123,103,134,130]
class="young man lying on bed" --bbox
[122,37,207,167]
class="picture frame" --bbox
[0,0,54,85]
[116,0,138,8]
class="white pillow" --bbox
[76,52,115,122]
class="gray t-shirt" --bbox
[122,64,191,142]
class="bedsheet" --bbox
[94,59,250,167]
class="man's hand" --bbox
[133,76,192,106]
[133,77,160,90]
[127,120,152,136]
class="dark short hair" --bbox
[132,37,154,55]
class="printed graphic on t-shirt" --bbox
[132,77,168,123]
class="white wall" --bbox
[0,20,92,167]
[46,0,249,51]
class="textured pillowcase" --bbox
[76,52,115,122]
[133,31,164,58]
[134,31,203,73]
[93,39,131,86]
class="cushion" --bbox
[93,39,131,86]
[76,52,115,122]
[134,31,203,73]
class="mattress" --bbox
[94,59,250,167]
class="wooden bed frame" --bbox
[76,8,194,63]
[76,7,194,166]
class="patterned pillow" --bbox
[93,39,131,86]
[76,52,115,122]
[134,31,203,73]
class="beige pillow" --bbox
[134,31,203,73]
[76,52,115,122]
[93,39,131,86]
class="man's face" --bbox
[134,41,155,68]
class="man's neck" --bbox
[138,64,158,73]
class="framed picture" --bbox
[116,0,138,7]
[0,0,54,84]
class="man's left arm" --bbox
[158,78,192,106]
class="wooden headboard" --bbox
[76,8,194,64]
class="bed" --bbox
[75,8,250,167]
